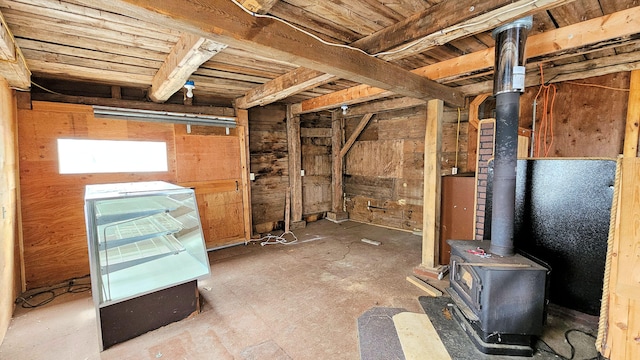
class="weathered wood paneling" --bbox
[301,111,332,218]
[345,140,404,178]
[302,135,331,216]
[249,105,289,232]
[343,104,467,231]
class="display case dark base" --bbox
[99,280,199,350]
[451,304,534,357]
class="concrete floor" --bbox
[0,220,599,359]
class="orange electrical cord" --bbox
[534,64,557,157]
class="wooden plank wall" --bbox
[0,79,18,345]
[300,112,332,218]
[248,105,289,233]
[17,101,244,289]
[344,105,468,231]
[520,72,629,157]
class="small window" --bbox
[57,139,168,174]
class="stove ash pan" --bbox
[447,240,548,344]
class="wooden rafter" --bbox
[150,33,226,102]
[360,0,575,61]
[119,0,464,106]
[295,6,640,114]
[341,97,426,118]
[235,68,334,109]
[236,0,279,14]
[0,10,29,89]
[461,50,640,96]
[235,0,571,109]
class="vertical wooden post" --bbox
[286,105,305,229]
[238,122,253,240]
[328,110,348,221]
[0,77,19,344]
[421,99,444,270]
[623,70,640,158]
[236,109,253,239]
[599,70,640,360]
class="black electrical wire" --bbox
[14,275,91,309]
[535,329,604,360]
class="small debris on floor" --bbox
[361,238,381,246]
[441,307,452,320]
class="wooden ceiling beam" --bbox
[357,0,575,61]
[342,97,426,118]
[294,5,640,114]
[460,50,640,96]
[149,33,226,102]
[235,0,571,109]
[236,0,280,14]
[117,0,464,106]
[235,67,335,109]
[0,10,30,89]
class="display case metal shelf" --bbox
[84,181,211,350]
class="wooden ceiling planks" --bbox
[0,0,639,108]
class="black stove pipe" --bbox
[490,92,521,256]
[489,17,532,257]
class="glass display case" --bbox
[84,181,211,350]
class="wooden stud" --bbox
[286,105,303,224]
[329,111,346,216]
[624,70,640,158]
[422,99,443,269]
[237,119,253,240]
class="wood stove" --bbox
[447,240,548,356]
[447,16,549,357]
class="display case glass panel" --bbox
[85,181,210,305]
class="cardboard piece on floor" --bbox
[392,312,451,360]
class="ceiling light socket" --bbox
[184,80,195,98]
